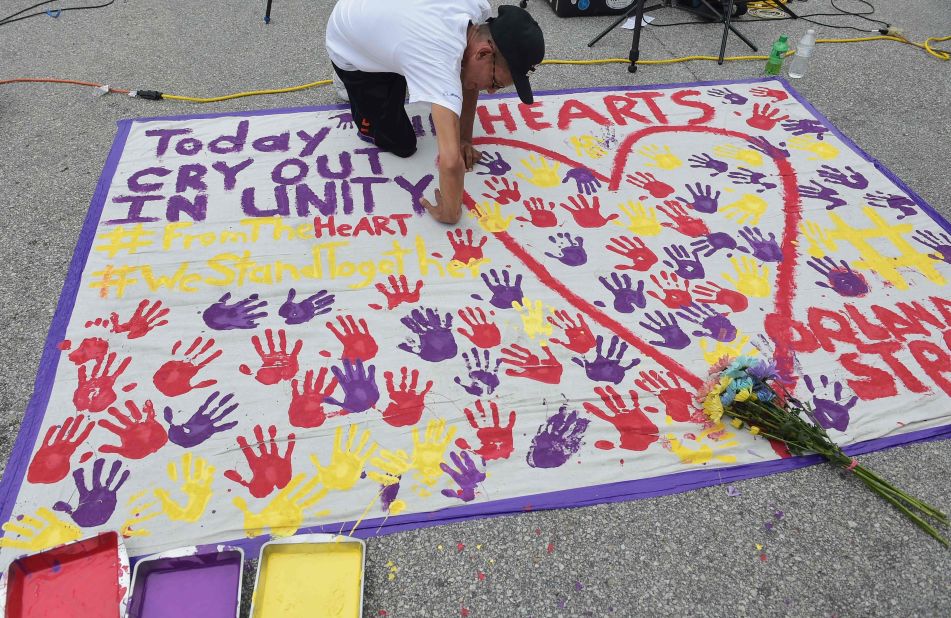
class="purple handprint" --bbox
[545,232,587,266]
[807,257,870,297]
[690,232,738,257]
[324,359,379,413]
[526,406,590,469]
[737,226,783,262]
[677,303,737,342]
[571,335,640,384]
[678,183,720,214]
[662,244,705,280]
[398,308,458,362]
[781,118,829,140]
[864,191,917,219]
[817,164,868,190]
[53,459,129,527]
[278,288,335,325]
[599,272,646,314]
[164,391,239,448]
[440,451,486,502]
[708,87,748,105]
[727,167,776,192]
[913,230,951,264]
[202,293,268,330]
[803,374,857,431]
[330,112,354,129]
[799,180,847,210]
[688,153,729,176]
[480,269,524,310]
[454,348,502,396]
[475,151,511,176]
[562,167,602,195]
[748,136,789,159]
[638,311,690,349]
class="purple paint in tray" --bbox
[127,547,243,618]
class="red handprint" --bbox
[657,200,710,238]
[606,236,658,271]
[239,329,303,385]
[27,415,95,484]
[109,299,170,339]
[374,274,423,310]
[326,315,378,361]
[626,172,675,198]
[500,344,563,384]
[746,103,790,131]
[67,337,109,365]
[223,425,296,498]
[635,370,698,423]
[516,197,558,228]
[646,271,692,309]
[582,386,659,451]
[153,337,222,397]
[462,400,516,461]
[750,86,789,102]
[560,195,618,228]
[547,310,595,354]
[447,229,488,264]
[481,177,521,204]
[693,281,749,312]
[98,400,168,459]
[288,368,338,428]
[73,352,131,413]
[382,367,434,427]
[456,307,501,348]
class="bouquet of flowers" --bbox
[700,355,949,547]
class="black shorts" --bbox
[332,63,417,158]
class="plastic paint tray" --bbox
[127,545,244,618]
[1,530,130,618]
[249,534,366,618]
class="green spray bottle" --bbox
[765,35,789,75]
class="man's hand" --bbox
[461,142,481,172]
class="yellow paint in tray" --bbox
[252,536,364,618]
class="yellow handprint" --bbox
[121,490,163,538]
[798,220,838,258]
[516,155,561,188]
[153,452,215,522]
[568,135,607,159]
[0,507,82,552]
[367,449,413,486]
[310,424,377,491]
[713,144,764,167]
[615,200,662,236]
[699,333,759,365]
[233,473,327,538]
[722,194,768,225]
[722,256,772,298]
[411,419,457,486]
[512,296,553,342]
[666,424,738,466]
[788,135,839,161]
[469,201,514,233]
[639,144,682,170]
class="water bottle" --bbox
[788,29,817,78]
[764,35,789,75]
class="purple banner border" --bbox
[1,77,948,555]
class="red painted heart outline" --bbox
[468,124,803,391]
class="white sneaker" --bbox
[332,71,349,102]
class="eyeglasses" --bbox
[489,43,504,91]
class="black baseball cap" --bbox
[488,5,545,104]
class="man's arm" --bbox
[420,103,467,225]
[459,87,481,170]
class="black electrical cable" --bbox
[0,0,115,27]
[647,0,889,34]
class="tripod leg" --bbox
[718,0,735,64]
[627,0,648,73]
[265,0,274,24]
[590,4,643,47]
[770,0,799,18]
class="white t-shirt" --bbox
[326,0,491,116]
